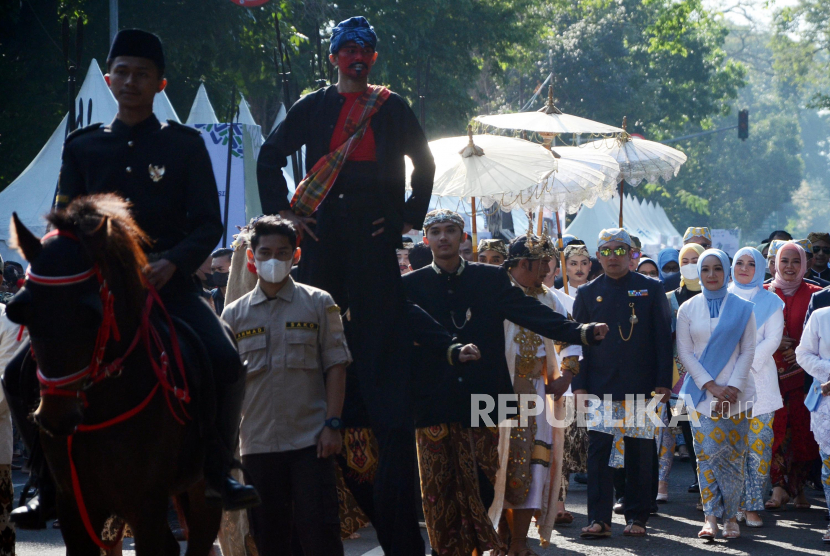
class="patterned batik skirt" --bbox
[692,413,749,519]
[559,395,588,502]
[742,412,775,512]
[416,423,506,556]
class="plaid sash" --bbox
[290,85,391,216]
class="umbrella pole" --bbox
[537,206,544,235]
[618,180,624,227]
[556,211,568,295]
[471,197,478,256]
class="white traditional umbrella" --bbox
[407,128,561,253]
[474,86,624,136]
[581,117,687,227]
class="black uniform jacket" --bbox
[572,271,673,400]
[256,85,435,235]
[56,115,223,278]
[403,260,592,427]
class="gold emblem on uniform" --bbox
[596,296,603,302]
[148,164,165,182]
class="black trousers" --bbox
[587,432,656,525]
[614,448,659,507]
[243,447,343,556]
[295,166,424,556]
[680,418,699,478]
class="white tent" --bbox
[0,60,118,263]
[186,84,219,124]
[565,194,681,253]
[153,90,180,123]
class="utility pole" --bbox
[109,0,118,45]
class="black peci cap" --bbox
[107,29,165,71]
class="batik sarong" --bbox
[742,412,775,512]
[416,423,506,556]
[692,413,749,519]
[587,400,659,469]
[821,450,830,511]
[559,395,588,502]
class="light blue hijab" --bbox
[698,250,730,318]
[730,247,784,327]
[657,248,680,281]
[680,249,755,406]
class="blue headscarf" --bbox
[330,16,378,54]
[698,249,730,318]
[679,248,755,407]
[730,246,784,327]
[657,248,680,281]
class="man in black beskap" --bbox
[4,29,258,528]
[256,16,434,556]
[402,210,607,556]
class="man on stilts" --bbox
[257,16,435,555]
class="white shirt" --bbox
[676,293,757,417]
[728,284,784,415]
[0,304,26,465]
[795,306,830,453]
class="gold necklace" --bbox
[618,302,638,341]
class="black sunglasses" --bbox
[813,246,830,255]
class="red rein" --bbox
[25,230,192,549]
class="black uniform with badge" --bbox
[571,268,672,529]
[2,30,257,527]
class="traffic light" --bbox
[738,109,749,140]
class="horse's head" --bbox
[6,195,149,436]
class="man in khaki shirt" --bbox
[222,216,350,556]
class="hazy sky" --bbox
[703,0,800,28]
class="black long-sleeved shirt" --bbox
[257,85,435,231]
[403,259,595,427]
[572,271,673,399]
[56,115,223,277]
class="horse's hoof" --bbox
[10,495,56,530]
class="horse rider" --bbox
[3,29,259,528]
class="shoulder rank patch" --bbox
[65,122,103,142]
[628,290,649,297]
[165,120,202,136]
[286,322,319,331]
[326,305,341,314]
[236,327,264,340]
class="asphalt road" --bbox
[13,456,830,555]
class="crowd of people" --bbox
[0,15,829,556]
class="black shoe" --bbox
[613,497,625,515]
[574,473,588,484]
[205,475,261,512]
[688,481,700,493]
[10,494,56,530]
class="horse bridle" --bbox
[25,230,189,410]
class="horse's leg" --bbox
[54,493,107,556]
[181,482,222,556]
[130,497,180,556]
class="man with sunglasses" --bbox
[807,232,830,282]
[572,228,673,540]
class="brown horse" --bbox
[5,194,221,555]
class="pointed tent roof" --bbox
[269,103,287,135]
[186,83,218,124]
[237,94,257,126]
[153,90,180,123]
[0,59,118,248]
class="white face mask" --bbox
[680,264,699,280]
[255,257,293,283]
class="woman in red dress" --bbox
[764,241,821,509]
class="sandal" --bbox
[723,520,740,539]
[580,520,611,539]
[623,520,647,537]
[765,489,790,510]
[698,517,718,540]
[554,511,574,525]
